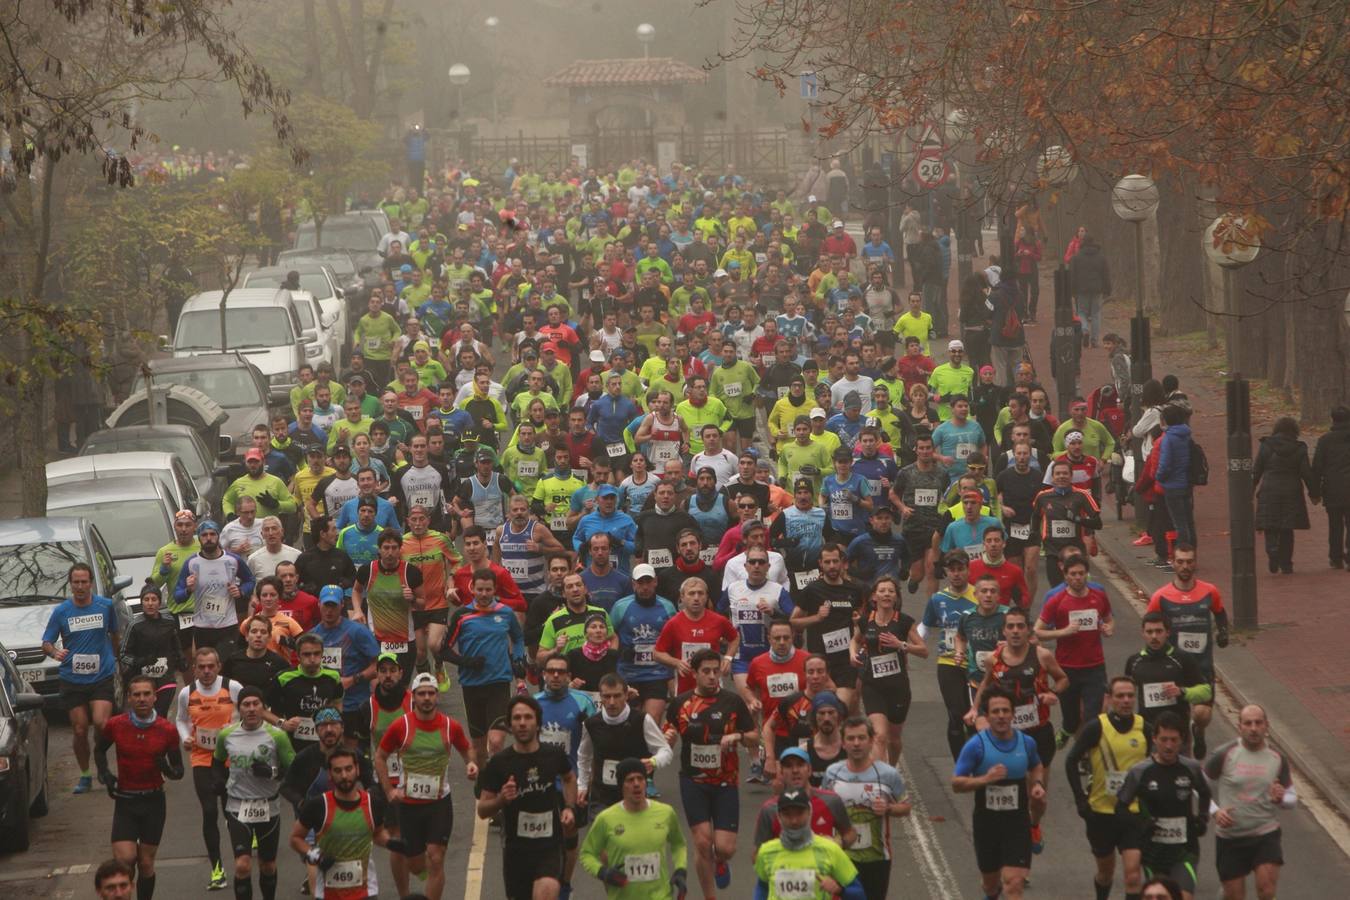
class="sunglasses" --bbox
[746,559,769,565]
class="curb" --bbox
[1096,531,1350,828]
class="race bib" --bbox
[1142,683,1175,708]
[387,755,403,781]
[381,641,409,654]
[653,444,679,463]
[690,743,721,770]
[633,642,655,666]
[1178,631,1208,654]
[777,386,790,399]
[956,442,975,460]
[943,626,957,650]
[772,869,816,900]
[201,594,229,618]
[1154,815,1187,844]
[607,442,628,458]
[1010,523,1031,541]
[549,511,568,531]
[830,499,852,520]
[517,810,554,839]
[851,825,872,850]
[235,798,271,824]
[1012,702,1039,730]
[793,569,820,591]
[143,657,169,678]
[321,647,342,670]
[760,353,775,368]
[964,544,984,559]
[196,728,219,750]
[407,405,424,420]
[517,461,539,478]
[1067,608,1099,632]
[984,783,1019,811]
[71,653,101,676]
[365,336,382,354]
[694,548,715,566]
[914,488,939,507]
[681,643,712,662]
[404,772,441,800]
[294,718,317,741]
[822,627,851,654]
[732,601,760,627]
[723,382,743,398]
[486,530,497,547]
[602,759,620,785]
[766,672,798,698]
[1105,771,1126,795]
[647,549,673,569]
[975,650,993,671]
[1050,520,1075,540]
[323,860,364,889]
[504,559,529,580]
[178,613,196,630]
[624,852,661,883]
[870,652,901,678]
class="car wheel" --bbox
[3,773,31,852]
[29,737,49,818]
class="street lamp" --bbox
[448,62,470,117]
[483,17,500,125]
[636,23,655,58]
[1111,174,1159,394]
[1204,212,1262,631]
[1042,146,1080,418]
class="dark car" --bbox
[81,424,232,519]
[145,354,273,457]
[0,641,49,852]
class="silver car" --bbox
[0,518,133,706]
[47,451,208,521]
[46,474,177,590]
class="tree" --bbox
[284,96,382,243]
[0,0,298,515]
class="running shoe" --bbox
[436,668,450,693]
[1054,728,1072,749]
[299,875,311,895]
[646,781,661,799]
[208,863,228,891]
[1132,534,1154,546]
[559,884,572,900]
[907,578,920,594]
[747,761,767,785]
[72,775,93,794]
[715,861,731,889]
[252,831,258,850]
[1030,823,1044,854]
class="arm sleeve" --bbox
[575,730,593,793]
[1063,719,1103,804]
[175,685,193,743]
[643,714,675,769]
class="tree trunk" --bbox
[302,0,323,96]
[1156,172,1208,336]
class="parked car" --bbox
[144,354,270,456]
[0,639,50,852]
[81,424,232,518]
[0,518,133,707]
[172,288,306,402]
[47,451,208,523]
[242,263,350,350]
[292,213,382,258]
[46,475,177,588]
[277,247,374,321]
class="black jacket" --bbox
[1312,422,1350,508]
[1068,241,1111,296]
[1254,433,1316,530]
[958,273,991,330]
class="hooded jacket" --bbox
[1312,421,1350,507]
[1155,423,1192,492]
[1067,240,1112,296]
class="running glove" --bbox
[597,866,629,887]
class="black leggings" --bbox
[192,767,224,867]
[856,859,891,900]
[225,810,282,862]
[937,664,972,760]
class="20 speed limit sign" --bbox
[914,152,950,189]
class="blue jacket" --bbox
[335,495,400,532]
[573,510,638,569]
[1156,424,1193,491]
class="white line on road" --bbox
[897,756,961,900]
[463,806,489,900]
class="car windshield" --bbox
[174,307,295,350]
[46,500,168,559]
[83,434,207,479]
[295,219,377,251]
[0,540,87,600]
[291,301,316,330]
[246,272,334,300]
[279,252,355,277]
[151,368,263,409]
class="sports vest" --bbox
[498,519,546,596]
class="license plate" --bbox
[20,668,45,688]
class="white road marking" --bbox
[897,756,961,900]
[463,806,489,900]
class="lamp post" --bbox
[483,17,500,126]
[1205,213,1261,630]
[447,64,470,156]
[1042,146,1080,418]
[636,23,655,59]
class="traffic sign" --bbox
[799,71,819,100]
[913,151,950,189]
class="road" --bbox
[6,557,1349,900]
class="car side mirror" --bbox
[301,329,318,342]
[112,574,133,593]
[218,434,234,457]
[321,311,338,328]
[13,692,45,712]
[157,334,170,349]
[335,287,345,300]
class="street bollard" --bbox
[1050,266,1080,419]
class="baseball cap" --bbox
[306,444,326,456]
[948,339,965,351]
[376,651,402,666]
[597,484,619,498]
[713,268,729,278]
[412,340,431,353]
[632,563,657,580]
[244,448,264,462]
[475,448,496,462]
[333,445,352,457]
[778,747,810,764]
[540,342,558,354]
[400,263,413,273]
[589,349,606,363]
[809,407,827,420]
[357,496,378,510]
[777,788,812,812]
[811,690,845,713]
[843,391,862,409]
[832,219,844,228]
[410,673,438,692]
[319,585,344,605]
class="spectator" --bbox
[1311,405,1350,568]
[1067,234,1111,348]
[1154,405,1196,550]
[1254,416,1318,575]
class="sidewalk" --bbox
[1000,264,1350,818]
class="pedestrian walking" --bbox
[1310,405,1350,568]
[1067,234,1111,348]
[1253,416,1318,574]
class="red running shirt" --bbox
[101,714,181,791]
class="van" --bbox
[172,288,305,402]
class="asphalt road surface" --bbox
[6,563,1349,900]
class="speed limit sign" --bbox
[914,152,949,189]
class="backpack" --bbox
[999,301,1022,340]
[1188,438,1209,486]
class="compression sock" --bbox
[259,871,277,900]
[233,877,252,900]
[1095,879,1111,900]
[136,874,156,900]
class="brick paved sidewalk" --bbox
[944,261,1350,808]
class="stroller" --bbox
[1089,383,1133,519]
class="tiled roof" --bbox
[544,58,710,88]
